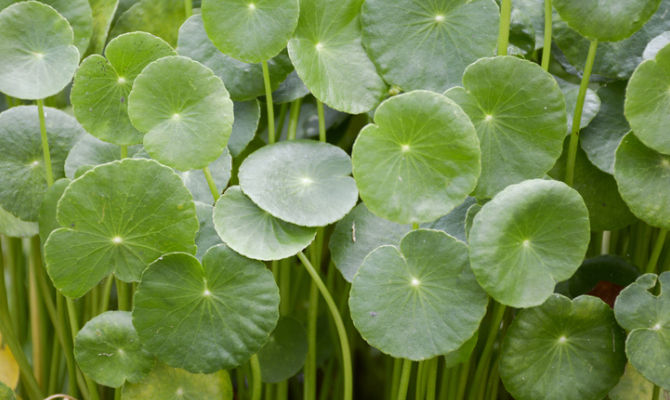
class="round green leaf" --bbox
[74,311,154,388]
[469,179,590,308]
[329,203,411,282]
[614,272,670,390]
[239,140,358,227]
[287,0,386,114]
[201,0,299,63]
[610,363,658,400]
[352,90,480,224]
[549,140,635,231]
[64,134,144,179]
[625,44,670,155]
[228,100,260,157]
[257,316,308,383]
[179,149,232,204]
[121,363,232,400]
[133,246,279,373]
[194,202,222,260]
[644,31,670,59]
[0,1,79,99]
[71,32,176,145]
[445,56,566,199]
[580,81,629,174]
[109,0,186,46]
[500,294,626,400]
[213,186,316,261]
[554,0,661,42]
[0,106,83,221]
[177,14,293,102]
[0,205,38,238]
[361,0,498,92]
[39,0,93,56]
[614,132,670,230]
[349,229,488,360]
[128,55,234,171]
[45,159,198,298]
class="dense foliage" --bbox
[0,0,669,399]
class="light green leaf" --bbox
[239,140,358,227]
[74,311,154,388]
[121,363,232,400]
[500,294,626,400]
[71,32,176,145]
[38,0,93,56]
[213,186,316,261]
[609,363,657,400]
[128,56,234,171]
[194,202,222,260]
[445,57,566,199]
[287,0,386,114]
[0,106,83,221]
[614,272,670,390]
[614,132,670,230]
[257,316,308,383]
[0,1,79,99]
[349,229,488,360]
[86,0,119,54]
[625,44,670,155]
[553,0,661,41]
[133,246,279,373]
[201,0,299,63]
[109,0,186,46]
[228,100,260,157]
[64,134,143,179]
[469,179,590,308]
[352,90,480,224]
[361,0,499,92]
[177,14,293,102]
[45,159,198,298]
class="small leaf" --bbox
[132,246,279,373]
[469,179,590,308]
[352,90,480,224]
[194,202,222,260]
[239,140,358,227]
[500,294,626,400]
[257,316,308,383]
[0,1,79,99]
[213,186,316,261]
[349,229,488,360]
[74,311,154,388]
[121,363,232,400]
[128,55,234,171]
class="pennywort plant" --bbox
[0,0,670,399]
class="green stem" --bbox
[468,302,506,400]
[425,358,438,400]
[287,97,303,141]
[120,145,128,159]
[261,61,276,144]
[57,295,79,398]
[250,354,262,400]
[395,359,413,400]
[184,0,192,18]
[28,238,44,390]
[276,102,289,139]
[116,278,129,311]
[100,276,114,314]
[416,360,426,400]
[496,0,512,56]
[202,166,219,202]
[304,278,318,400]
[390,357,402,400]
[455,359,471,400]
[646,229,667,274]
[541,0,552,71]
[565,39,598,186]
[66,299,99,400]
[316,99,326,142]
[652,384,661,400]
[297,251,353,400]
[37,99,54,187]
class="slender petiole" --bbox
[37,99,53,187]
[541,0,553,71]
[261,61,276,144]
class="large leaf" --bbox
[44,159,198,298]
[38,0,93,56]
[624,44,670,155]
[121,363,232,400]
[445,56,566,199]
[74,311,154,388]
[109,0,185,46]
[201,0,299,63]
[360,0,499,92]
[128,56,234,171]
[213,186,316,261]
[614,132,670,230]
[500,294,626,400]
[71,32,176,145]
[349,229,488,360]
[133,246,279,373]
[469,179,590,308]
[614,272,670,390]
[553,0,661,41]
[257,316,308,383]
[177,14,293,102]
[287,0,386,114]
[0,1,79,99]
[238,140,358,227]
[0,106,83,221]
[352,90,480,224]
